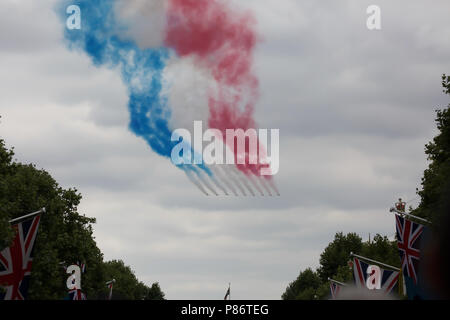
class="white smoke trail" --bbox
[207,170,228,195]
[211,166,237,196]
[247,174,264,196]
[196,169,219,196]
[240,176,255,197]
[265,177,280,196]
[184,170,209,196]
[221,165,247,196]
[230,166,255,196]
[258,176,273,196]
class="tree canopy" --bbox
[102,260,165,300]
[414,74,450,224]
[318,232,363,281]
[0,137,14,249]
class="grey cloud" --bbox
[0,0,449,299]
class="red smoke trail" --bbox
[165,0,271,177]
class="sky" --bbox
[1,0,449,299]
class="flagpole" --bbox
[8,208,46,224]
[327,278,347,286]
[389,207,431,224]
[350,252,400,271]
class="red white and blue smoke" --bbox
[59,0,278,196]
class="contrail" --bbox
[231,166,255,196]
[258,176,273,196]
[59,0,222,189]
[184,169,209,196]
[196,169,219,196]
[248,174,264,196]
[265,177,280,196]
[211,166,237,196]
[241,177,255,196]
[222,165,247,196]
[60,0,278,196]
[208,171,228,195]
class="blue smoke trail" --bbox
[59,0,212,178]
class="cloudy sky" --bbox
[1,0,449,299]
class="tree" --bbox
[0,137,14,250]
[0,140,107,299]
[102,260,165,300]
[102,259,142,299]
[145,282,166,300]
[282,268,322,300]
[361,234,400,268]
[412,75,450,298]
[317,232,363,281]
[414,74,450,223]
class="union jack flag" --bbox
[395,215,424,285]
[353,257,399,294]
[0,215,41,300]
[329,282,341,299]
[68,288,87,300]
[77,261,86,273]
[106,280,114,300]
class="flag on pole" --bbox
[396,215,423,284]
[108,282,113,300]
[77,262,86,273]
[329,282,342,299]
[352,257,399,294]
[106,279,115,300]
[224,284,230,300]
[68,288,87,300]
[395,215,430,299]
[0,214,41,300]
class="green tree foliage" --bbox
[0,138,106,299]
[318,232,363,281]
[361,234,399,267]
[145,282,166,300]
[102,260,165,300]
[282,232,400,300]
[0,130,165,299]
[414,74,450,224]
[282,268,321,300]
[103,259,145,300]
[332,265,353,283]
[0,137,14,249]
